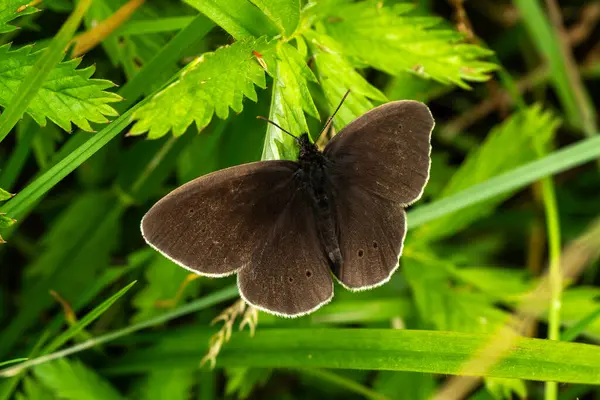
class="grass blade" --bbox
[42,281,137,355]
[407,134,600,229]
[0,285,238,378]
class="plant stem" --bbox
[539,163,562,400]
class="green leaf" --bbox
[185,0,277,40]
[0,44,121,132]
[42,281,136,354]
[559,287,600,340]
[0,1,39,34]
[261,41,319,161]
[373,371,434,400]
[415,105,561,241]
[113,329,600,384]
[248,0,299,36]
[485,378,527,400]
[305,30,386,130]
[0,0,95,143]
[317,0,497,88]
[15,376,55,400]
[403,256,510,334]
[0,213,16,228]
[450,267,534,303]
[34,359,125,400]
[130,37,276,139]
[0,187,14,201]
[225,368,272,399]
[274,42,319,134]
[131,256,199,322]
[134,369,195,400]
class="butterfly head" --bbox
[297,133,323,165]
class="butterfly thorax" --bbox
[295,133,344,270]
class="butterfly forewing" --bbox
[325,100,434,205]
[141,161,299,277]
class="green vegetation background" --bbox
[0,0,599,399]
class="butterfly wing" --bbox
[238,188,333,317]
[323,101,433,289]
[142,160,333,316]
[324,100,434,205]
[142,161,298,276]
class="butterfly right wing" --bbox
[141,161,300,277]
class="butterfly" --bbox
[141,93,434,317]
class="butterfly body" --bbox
[295,133,344,271]
[141,100,434,317]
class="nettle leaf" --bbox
[34,359,125,400]
[0,44,121,132]
[415,105,561,242]
[316,0,497,88]
[249,0,300,37]
[262,40,319,161]
[130,37,276,139]
[0,0,39,34]
[305,30,386,130]
[275,42,319,134]
[131,256,200,323]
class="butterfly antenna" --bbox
[256,116,299,141]
[319,89,351,137]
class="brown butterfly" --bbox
[142,94,434,317]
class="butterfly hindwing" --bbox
[329,184,407,289]
[238,189,333,317]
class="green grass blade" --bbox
[0,359,26,368]
[295,368,390,400]
[0,104,142,220]
[513,0,595,135]
[561,306,600,342]
[0,285,238,378]
[41,281,137,355]
[118,16,196,35]
[102,329,600,385]
[0,0,93,144]
[407,134,600,229]
[118,14,215,104]
[216,329,599,384]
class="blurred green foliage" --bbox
[0,1,599,399]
